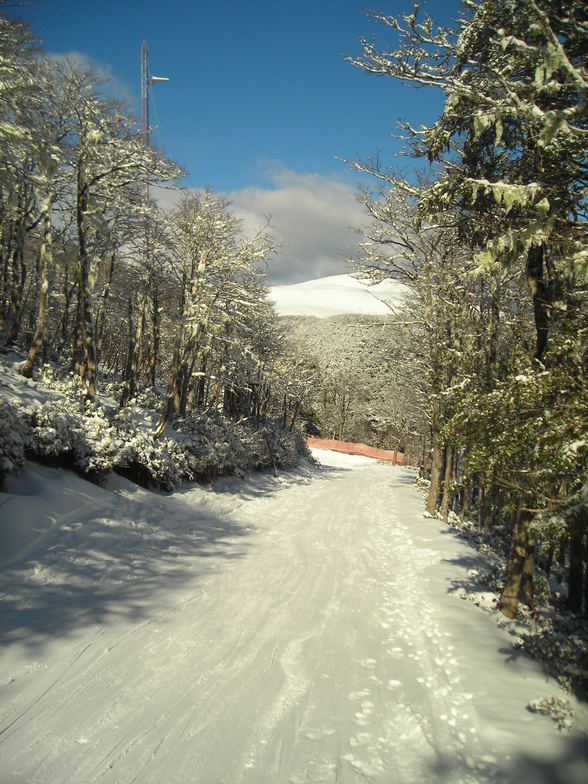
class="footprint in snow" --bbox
[304,728,335,741]
[348,689,371,701]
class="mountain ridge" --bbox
[269,273,407,318]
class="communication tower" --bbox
[140,39,169,146]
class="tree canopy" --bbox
[349,0,587,618]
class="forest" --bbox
[0,0,587,630]
[0,10,317,486]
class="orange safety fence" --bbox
[306,437,417,466]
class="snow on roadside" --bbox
[311,446,374,468]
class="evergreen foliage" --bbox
[349,0,587,618]
[0,399,31,482]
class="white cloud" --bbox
[46,50,134,106]
[152,164,369,285]
[226,165,367,284]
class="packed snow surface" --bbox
[1,451,587,783]
[269,274,407,317]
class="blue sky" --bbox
[7,0,464,282]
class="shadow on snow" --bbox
[0,472,254,652]
[429,735,588,784]
[200,460,352,502]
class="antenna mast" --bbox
[140,38,169,146]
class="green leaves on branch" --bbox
[445,329,587,524]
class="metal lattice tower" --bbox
[140,39,169,146]
[141,39,149,143]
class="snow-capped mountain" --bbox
[269,274,407,318]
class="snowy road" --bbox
[1,450,587,783]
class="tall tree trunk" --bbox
[72,287,84,376]
[119,297,136,409]
[193,353,207,408]
[96,249,116,364]
[149,283,160,387]
[478,475,494,529]
[568,516,585,615]
[526,244,549,361]
[501,510,532,619]
[486,305,499,373]
[440,445,454,522]
[132,294,146,392]
[155,343,188,438]
[289,399,300,432]
[182,351,200,417]
[426,416,443,516]
[54,258,71,354]
[76,173,97,400]
[0,221,13,336]
[21,199,53,378]
[321,388,329,438]
[338,389,346,441]
[520,535,535,613]
[25,244,41,339]
[7,222,26,344]
[461,475,471,518]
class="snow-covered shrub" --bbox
[176,414,235,478]
[266,425,310,469]
[0,400,31,483]
[238,425,271,471]
[244,423,310,473]
[9,360,310,488]
[415,476,431,495]
[26,399,79,459]
[99,379,123,403]
[122,432,192,491]
[133,386,164,412]
[175,415,310,480]
[38,365,86,408]
[25,399,124,480]
[527,696,575,731]
[110,409,193,489]
[72,407,125,475]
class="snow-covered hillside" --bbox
[269,274,407,317]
